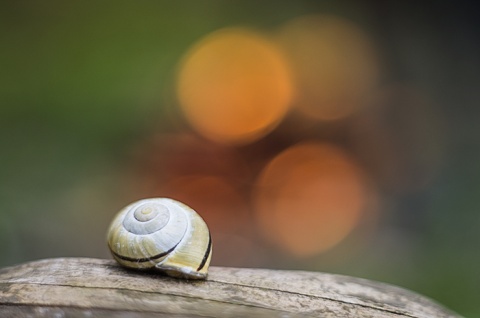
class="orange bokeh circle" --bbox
[176,27,294,145]
[254,142,368,257]
[278,14,380,121]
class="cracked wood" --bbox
[0,258,460,317]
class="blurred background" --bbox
[1,1,478,316]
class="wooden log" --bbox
[0,258,460,317]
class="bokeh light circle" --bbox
[254,142,367,257]
[176,27,294,145]
[277,14,380,121]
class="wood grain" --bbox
[0,258,460,317]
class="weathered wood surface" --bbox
[0,258,460,317]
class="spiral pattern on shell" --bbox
[107,198,212,279]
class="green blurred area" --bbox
[1,1,479,316]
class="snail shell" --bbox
[107,198,212,279]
